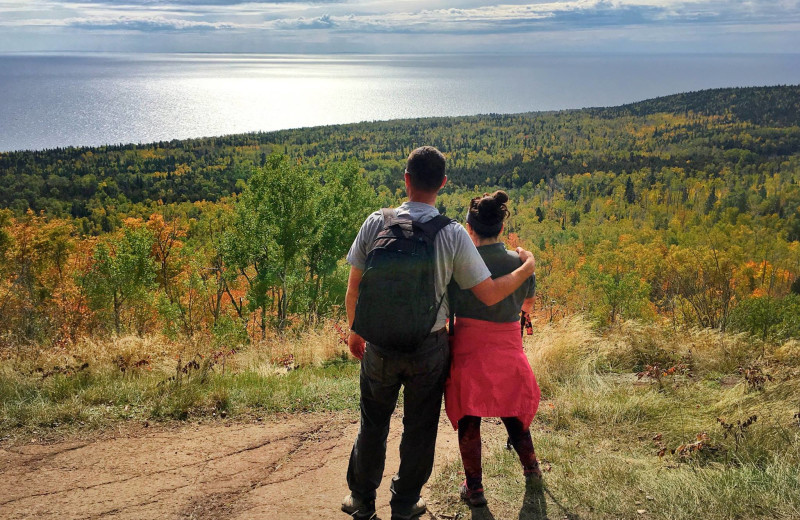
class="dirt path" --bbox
[0,411,479,520]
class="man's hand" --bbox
[471,247,537,307]
[516,247,536,274]
[348,332,366,360]
[345,266,364,359]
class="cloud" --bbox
[62,0,341,5]
[275,13,336,28]
[259,0,800,35]
[1,0,798,51]
[67,15,235,30]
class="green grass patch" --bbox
[0,355,360,437]
[431,370,800,520]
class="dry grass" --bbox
[601,321,771,374]
[774,339,800,365]
[3,315,799,519]
[432,317,800,520]
[524,316,606,395]
[0,319,357,437]
[0,319,350,379]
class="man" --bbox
[343,146,536,520]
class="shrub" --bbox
[728,294,800,341]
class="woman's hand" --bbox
[348,332,366,360]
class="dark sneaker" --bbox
[459,479,488,508]
[391,496,427,520]
[342,494,377,519]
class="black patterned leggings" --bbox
[457,415,538,490]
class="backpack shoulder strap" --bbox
[380,207,399,229]
[416,214,453,237]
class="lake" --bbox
[1,53,799,152]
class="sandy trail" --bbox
[0,411,482,520]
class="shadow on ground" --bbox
[518,481,547,520]
[469,504,497,520]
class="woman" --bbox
[444,190,542,508]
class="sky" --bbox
[0,0,798,54]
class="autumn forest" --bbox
[1,85,799,348]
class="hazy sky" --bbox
[1,0,798,54]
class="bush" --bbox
[211,314,248,349]
[728,295,800,341]
[775,295,800,340]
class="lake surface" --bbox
[1,53,799,152]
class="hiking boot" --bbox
[390,496,427,520]
[459,479,488,508]
[342,494,377,519]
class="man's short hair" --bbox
[406,146,446,193]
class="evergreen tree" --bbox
[704,188,718,215]
[624,177,636,204]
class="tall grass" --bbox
[0,321,358,436]
[432,318,800,520]
[3,315,799,519]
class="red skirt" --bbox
[445,317,540,430]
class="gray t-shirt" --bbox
[347,201,492,331]
[452,243,536,323]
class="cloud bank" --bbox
[1,0,798,52]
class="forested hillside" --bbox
[1,85,799,346]
[2,85,798,233]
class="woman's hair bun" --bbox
[468,190,510,238]
[491,190,509,205]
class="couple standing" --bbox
[342,146,541,520]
